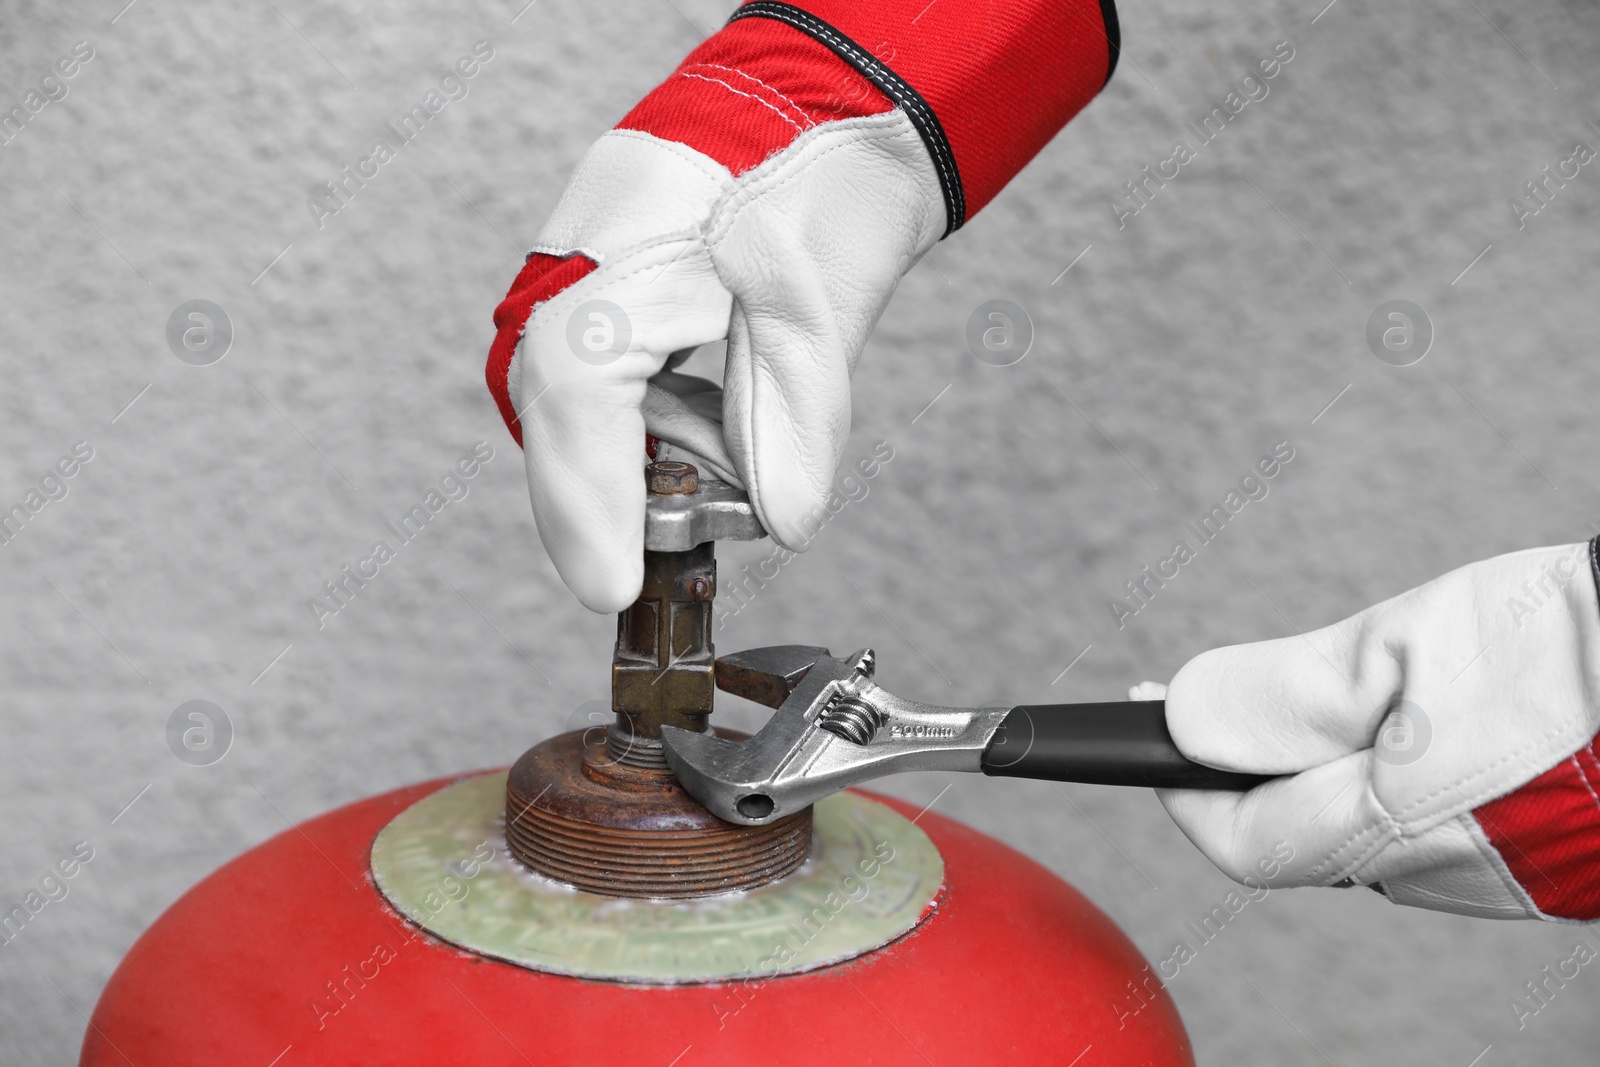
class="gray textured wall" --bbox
[3,0,1599,1062]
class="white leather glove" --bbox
[509,112,940,615]
[484,0,1118,612]
[1153,541,1600,921]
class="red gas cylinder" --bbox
[82,771,1193,1066]
[86,473,1192,1065]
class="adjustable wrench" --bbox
[660,645,1271,826]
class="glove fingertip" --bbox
[562,552,644,615]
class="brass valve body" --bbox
[504,463,812,898]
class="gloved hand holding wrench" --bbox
[661,544,1600,922]
[659,645,1267,827]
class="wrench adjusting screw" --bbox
[818,694,886,745]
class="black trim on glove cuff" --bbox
[1099,0,1121,87]
[728,0,967,237]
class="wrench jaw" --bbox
[657,727,782,825]
[661,648,862,826]
[662,722,861,827]
[662,645,1014,826]
[660,726,857,827]
[712,645,830,709]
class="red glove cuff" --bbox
[1476,731,1600,920]
[722,0,1118,227]
[618,15,896,177]
[623,0,1118,230]
[1470,534,1600,921]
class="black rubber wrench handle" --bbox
[980,700,1272,791]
